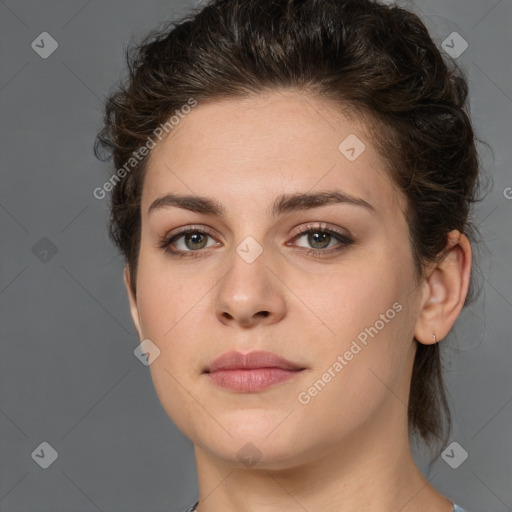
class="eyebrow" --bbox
[148,190,376,217]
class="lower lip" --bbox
[206,368,303,392]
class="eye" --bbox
[157,226,219,258]
[157,223,354,259]
[288,223,354,257]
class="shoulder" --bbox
[452,504,469,512]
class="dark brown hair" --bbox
[95,0,488,456]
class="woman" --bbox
[95,0,483,510]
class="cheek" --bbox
[294,304,411,446]
[134,248,201,339]
[298,260,403,347]
[294,253,413,405]
[133,259,208,406]
[133,262,205,430]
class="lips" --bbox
[203,350,306,392]
[203,350,304,373]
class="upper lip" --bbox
[204,350,305,373]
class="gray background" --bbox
[0,0,510,511]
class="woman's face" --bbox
[126,90,425,468]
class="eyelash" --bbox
[157,223,354,259]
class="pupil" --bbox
[309,232,330,249]
[187,233,207,249]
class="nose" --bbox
[214,247,287,328]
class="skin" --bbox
[124,89,472,512]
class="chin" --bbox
[206,437,311,471]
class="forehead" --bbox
[142,90,405,218]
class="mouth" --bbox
[203,350,306,392]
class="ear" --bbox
[123,264,143,340]
[414,230,472,345]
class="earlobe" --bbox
[123,265,143,340]
[414,230,472,345]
